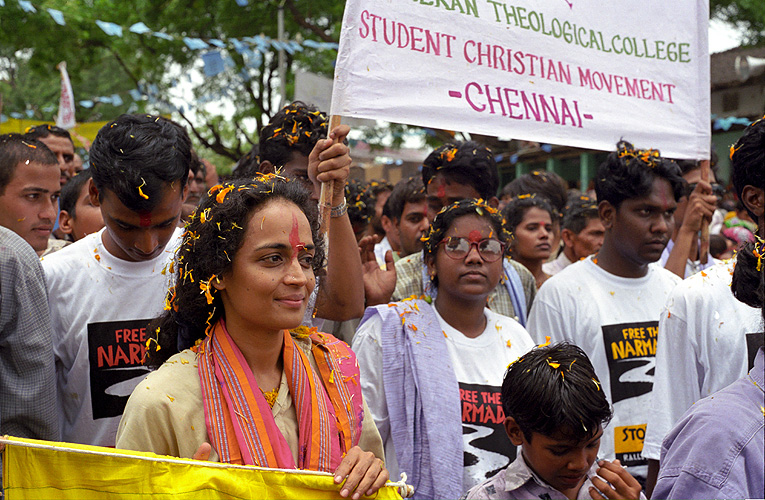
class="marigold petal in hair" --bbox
[215,184,234,204]
[617,142,662,169]
[137,178,150,199]
[754,235,764,272]
[199,275,218,305]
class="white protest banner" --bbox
[332,0,710,159]
[56,61,76,130]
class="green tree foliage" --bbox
[0,0,345,163]
[711,0,765,46]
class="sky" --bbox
[708,18,746,53]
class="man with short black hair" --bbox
[43,114,190,446]
[0,134,61,255]
[543,194,604,276]
[24,124,75,187]
[381,176,428,259]
[528,141,684,484]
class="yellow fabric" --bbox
[0,119,108,148]
[2,437,404,500]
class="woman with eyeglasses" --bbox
[352,199,535,500]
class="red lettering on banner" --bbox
[98,345,114,368]
[461,388,507,424]
[358,10,456,58]
[114,346,130,365]
[129,343,142,365]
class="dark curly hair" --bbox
[595,140,684,210]
[502,170,568,217]
[23,123,73,144]
[730,116,765,221]
[422,199,510,288]
[259,101,328,167]
[345,178,375,235]
[383,176,426,221]
[147,175,326,367]
[502,194,557,235]
[561,194,600,234]
[731,239,764,312]
[421,141,499,200]
[233,146,260,179]
[502,342,612,443]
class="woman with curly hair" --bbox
[353,200,535,499]
[117,175,388,499]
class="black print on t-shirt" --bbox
[601,321,658,404]
[460,382,515,483]
[746,332,764,371]
[87,319,152,420]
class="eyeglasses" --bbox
[437,237,506,262]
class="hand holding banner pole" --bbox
[319,115,343,238]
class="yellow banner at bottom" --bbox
[1,437,407,500]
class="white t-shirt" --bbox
[42,227,181,446]
[542,251,573,276]
[353,306,535,492]
[642,260,763,460]
[373,236,393,269]
[527,257,680,479]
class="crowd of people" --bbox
[0,102,762,500]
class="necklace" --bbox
[261,386,279,408]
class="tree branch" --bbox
[283,0,336,43]
[176,108,240,161]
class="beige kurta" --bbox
[116,337,384,464]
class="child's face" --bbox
[60,178,104,241]
[507,418,602,498]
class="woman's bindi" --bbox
[289,214,305,258]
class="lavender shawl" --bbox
[360,299,463,499]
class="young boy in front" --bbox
[464,342,642,500]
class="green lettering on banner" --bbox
[409,0,693,64]
[417,0,478,17]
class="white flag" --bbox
[56,61,76,130]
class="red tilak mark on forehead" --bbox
[139,212,152,227]
[468,230,483,243]
[437,184,446,198]
[289,213,304,258]
[657,186,672,212]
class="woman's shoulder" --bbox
[133,350,201,401]
[118,349,205,457]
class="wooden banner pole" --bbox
[698,159,711,265]
[319,115,343,238]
